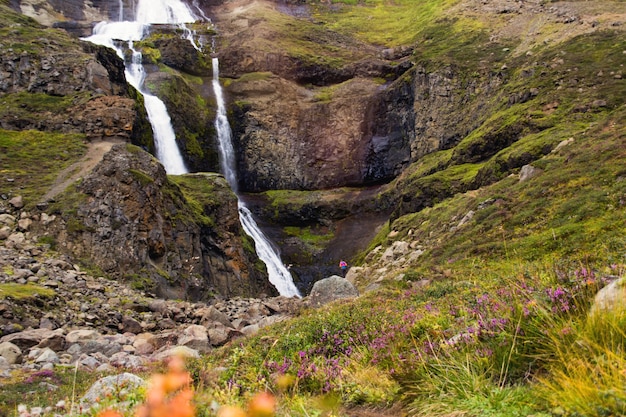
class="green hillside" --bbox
[187,1,626,416]
[1,0,625,416]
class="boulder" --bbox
[207,323,238,347]
[152,346,200,361]
[178,325,210,353]
[1,328,63,350]
[121,316,143,334]
[519,164,542,182]
[34,347,59,364]
[0,341,22,364]
[591,277,626,316]
[66,329,101,345]
[199,306,233,328]
[308,276,359,307]
[9,196,24,210]
[81,373,146,409]
[133,333,156,355]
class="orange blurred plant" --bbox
[217,392,276,417]
[97,355,194,417]
[96,356,276,417]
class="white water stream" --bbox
[84,1,299,297]
[83,2,190,174]
[212,58,301,298]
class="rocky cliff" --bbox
[43,144,274,300]
[0,2,273,300]
[3,0,626,295]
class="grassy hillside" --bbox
[2,0,626,416]
[181,2,626,416]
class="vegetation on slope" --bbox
[180,2,625,415]
[0,129,87,208]
[1,1,626,417]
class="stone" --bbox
[121,316,143,334]
[17,218,32,232]
[244,302,270,321]
[207,323,233,347]
[150,331,178,350]
[81,373,146,408]
[34,348,59,364]
[0,213,16,226]
[0,341,23,364]
[133,333,156,355]
[241,324,260,337]
[198,305,233,327]
[152,346,200,361]
[519,164,542,182]
[6,232,26,249]
[178,325,210,352]
[36,329,66,351]
[590,277,626,316]
[0,226,11,240]
[1,328,61,350]
[381,241,410,262]
[79,355,103,369]
[66,329,101,344]
[454,210,475,230]
[109,353,146,369]
[9,195,24,209]
[308,276,359,307]
[552,137,574,153]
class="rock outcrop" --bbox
[0,4,150,144]
[0,204,304,374]
[40,144,273,300]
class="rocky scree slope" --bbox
[0,192,304,377]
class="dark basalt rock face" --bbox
[47,144,274,300]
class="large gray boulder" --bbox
[591,277,626,316]
[308,276,359,307]
[81,373,146,409]
[0,341,22,364]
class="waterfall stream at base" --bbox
[211,58,301,298]
[84,0,299,297]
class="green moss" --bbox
[222,3,368,70]
[284,226,334,248]
[0,92,81,120]
[316,0,459,48]
[66,216,93,234]
[47,183,87,216]
[168,174,232,228]
[125,143,142,154]
[235,72,274,83]
[0,283,55,300]
[182,131,204,158]
[37,235,57,250]
[0,129,87,208]
[129,168,155,186]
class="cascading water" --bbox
[84,0,300,297]
[212,58,301,298]
[83,0,191,175]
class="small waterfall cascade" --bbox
[83,0,194,175]
[212,58,301,298]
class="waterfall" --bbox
[83,0,191,175]
[212,58,301,298]
[85,1,300,298]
